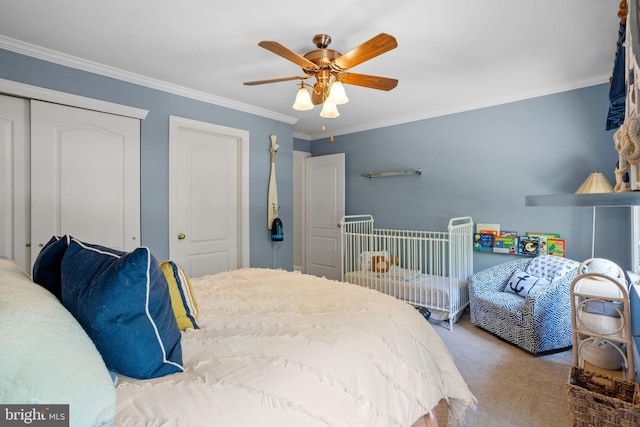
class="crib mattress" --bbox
[344,268,466,321]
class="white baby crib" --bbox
[340,215,474,330]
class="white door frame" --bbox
[293,150,311,272]
[168,116,250,269]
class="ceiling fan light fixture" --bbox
[320,102,340,118]
[292,82,314,111]
[326,81,349,105]
[245,33,398,126]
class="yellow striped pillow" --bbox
[160,261,199,330]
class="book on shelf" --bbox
[476,223,500,235]
[526,232,560,255]
[547,238,566,257]
[526,232,561,238]
[494,236,518,254]
[500,230,518,237]
[474,233,494,252]
[518,236,540,256]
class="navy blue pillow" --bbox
[32,235,72,300]
[61,239,184,379]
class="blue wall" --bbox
[2,47,631,275]
[310,84,630,273]
[294,137,311,152]
[0,49,294,270]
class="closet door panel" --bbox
[30,100,140,267]
[0,95,29,270]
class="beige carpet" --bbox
[434,311,574,427]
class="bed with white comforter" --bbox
[0,255,474,427]
[115,268,475,426]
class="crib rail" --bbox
[340,215,473,330]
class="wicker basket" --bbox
[567,367,640,426]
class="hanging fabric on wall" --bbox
[606,1,628,130]
[606,21,627,130]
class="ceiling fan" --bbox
[243,33,398,117]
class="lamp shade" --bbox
[292,84,314,111]
[575,172,614,194]
[320,102,340,118]
[326,82,349,105]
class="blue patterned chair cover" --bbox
[469,255,580,354]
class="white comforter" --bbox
[115,268,475,426]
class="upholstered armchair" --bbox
[469,255,580,354]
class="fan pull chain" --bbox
[320,120,335,143]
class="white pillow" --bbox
[504,270,551,297]
[358,250,389,271]
[582,258,621,279]
[0,259,116,427]
[525,255,575,282]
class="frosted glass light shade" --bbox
[320,102,339,118]
[292,86,314,111]
[326,82,349,105]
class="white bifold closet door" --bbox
[0,94,30,270]
[30,100,140,268]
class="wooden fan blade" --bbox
[342,73,398,91]
[258,41,319,70]
[244,76,309,86]
[333,33,397,70]
[311,82,324,105]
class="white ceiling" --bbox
[0,0,623,140]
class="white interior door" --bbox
[169,116,249,278]
[0,94,30,271]
[305,153,345,280]
[30,100,140,267]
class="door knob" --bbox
[178,233,186,240]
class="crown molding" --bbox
[0,35,298,125]
[308,75,611,140]
[0,78,149,119]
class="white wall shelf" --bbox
[526,192,640,207]
[362,169,422,179]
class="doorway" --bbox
[293,152,345,280]
[168,116,249,278]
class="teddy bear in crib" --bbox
[371,255,390,273]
